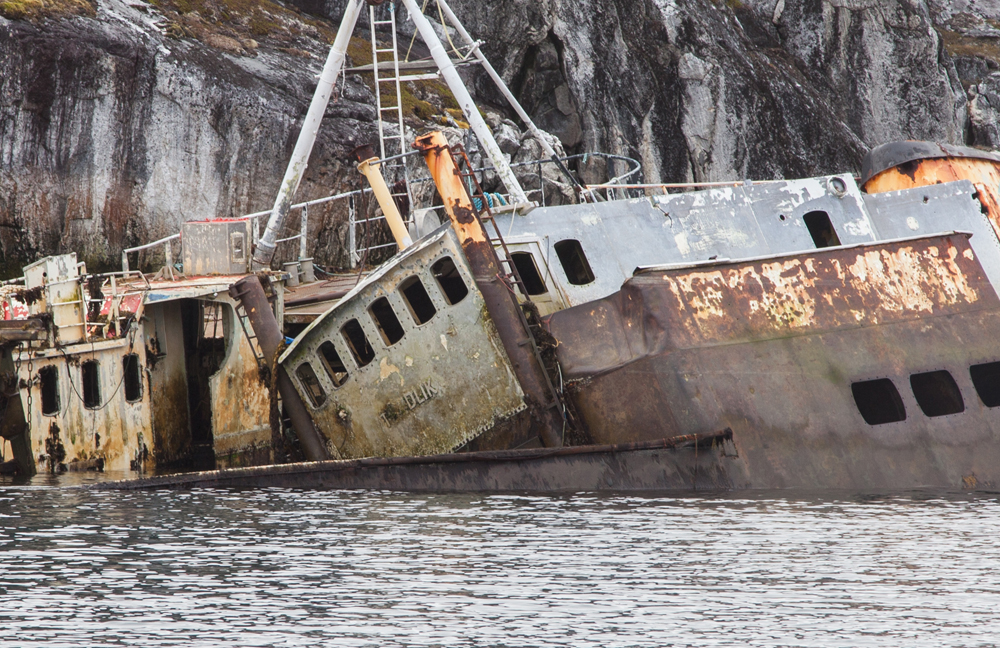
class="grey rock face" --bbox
[0,0,377,272]
[4,0,1000,273]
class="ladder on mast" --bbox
[351,2,416,267]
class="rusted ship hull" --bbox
[97,432,743,492]
[546,232,1000,491]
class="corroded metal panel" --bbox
[281,227,526,459]
[550,233,992,378]
[863,180,1000,295]
[98,433,747,492]
[181,220,254,276]
[21,337,153,473]
[491,174,874,309]
[207,297,273,468]
[545,233,1000,490]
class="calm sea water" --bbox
[0,477,998,647]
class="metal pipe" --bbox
[357,157,413,251]
[414,131,562,447]
[299,205,308,261]
[400,0,528,204]
[228,276,331,462]
[434,0,583,191]
[253,0,365,270]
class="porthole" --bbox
[554,239,596,285]
[852,378,905,425]
[910,370,964,417]
[970,361,1000,407]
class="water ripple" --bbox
[0,489,998,646]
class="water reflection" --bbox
[0,489,998,646]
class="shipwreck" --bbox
[5,0,1000,492]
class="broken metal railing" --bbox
[121,234,180,275]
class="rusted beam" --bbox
[413,131,564,447]
[0,318,47,343]
[228,276,330,462]
[94,430,740,491]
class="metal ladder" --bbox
[233,300,267,376]
[448,143,567,429]
[449,145,528,296]
[351,2,415,267]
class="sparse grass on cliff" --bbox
[0,0,94,21]
[345,35,465,127]
[938,27,1000,66]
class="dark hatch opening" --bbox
[399,276,437,324]
[910,370,965,417]
[341,319,375,367]
[970,361,1000,407]
[81,361,100,409]
[804,211,841,248]
[852,378,906,425]
[431,256,469,305]
[511,252,548,296]
[40,365,59,415]
[369,297,405,346]
[123,354,142,402]
[318,341,349,387]
[296,362,326,408]
[554,239,596,285]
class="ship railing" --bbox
[114,151,643,275]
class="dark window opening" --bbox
[970,361,1000,407]
[852,378,906,425]
[82,361,101,409]
[399,276,437,325]
[554,239,596,285]
[296,362,326,408]
[341,319,375,367]
[318,341,349,388]
[123,354,142,403]
[910,370,965,417]
[368,297,405,346]
[431,256,469,305]
[39,366,59,416]
[804,211,841,248]
[511,252,548,296]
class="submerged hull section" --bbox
[99,433,744,492]
[547,233,1000,490]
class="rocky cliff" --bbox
[2,0,1000,274]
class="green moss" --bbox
[0,0,94,20]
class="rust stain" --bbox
[655,235,985,345]
[865,157,1000,243]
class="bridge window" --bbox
[911,370,965,417]
[39,366,59,415]
[431,256,469,305]
[369,297,405,346]
[123,354,142,403]
[318,341,349,387]
[82,360,101,409]
[852,378,906,425]
[399,276,437,325]
[970,361,1000,407]
[341,319,375,367]
[554,239,595,285]
[804,211,841,248]
[511,252,548,296]
[295,362,326,408]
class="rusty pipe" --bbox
[413,131,563,447]
[228,276,330,462]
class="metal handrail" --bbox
[121,234,180,273]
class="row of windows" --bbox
[295,256,469,408]
[851,362,1000,425]
[510,239,596,297]
[38,354,143,415]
